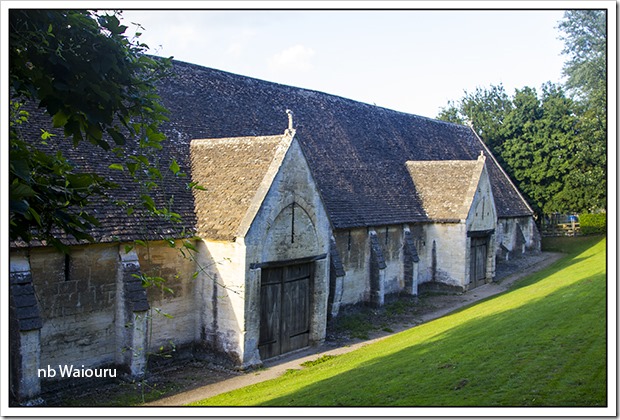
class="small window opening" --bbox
[291,202,295,244]
[64,254,71,282]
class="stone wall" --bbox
[466,164,497,233]
[334,228,370,305]
[136,240,199,353]
[9,254,43,402]
[195,239,246,364]
[496,216,541,260]
[379,225,409,295]
[28,241,201,370]
[333,224,425,307]
[29,244,119,370]
[10,240,206,402]
[333,220,485,296]
[420,223,468,287]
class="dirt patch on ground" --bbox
[37,251,563,407]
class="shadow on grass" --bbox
[198,237,607,407]
[257,270,606,407]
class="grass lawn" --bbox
[190,236,607,407]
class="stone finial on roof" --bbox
[478,150,486,162]
[285,109,294,134]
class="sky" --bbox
[119,6,569,118]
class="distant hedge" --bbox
[579,213,607,235]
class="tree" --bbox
[438,82,603,216]
[557,10,607,213]
[437,84,513,157]
[438,10,608,216]
[558,10,606,102]
[500,84,581,215]
[9,10,172,249]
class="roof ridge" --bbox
[170,57,471,129]
[191,134,285,146]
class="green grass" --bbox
[190,236,607,407]
[300,354,339,368]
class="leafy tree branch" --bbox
[9,10,176,248]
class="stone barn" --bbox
[9,58,540,403]
[189,127,331,366]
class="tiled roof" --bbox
[12,107,198,246]
[156,60,533,228]
[16,58,533,245]
[190,134,292,241]
[406,157,484,221]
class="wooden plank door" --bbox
[258,268,283,360]
[470,237,488,288]
[259,263,312,360]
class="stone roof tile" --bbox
[190,134,291,241]
[406,158,484,221]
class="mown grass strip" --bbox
[189,236,606,407]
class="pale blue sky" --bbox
[122,8,569,118]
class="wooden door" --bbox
[470,237,488,288]
[259,263,312,360]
